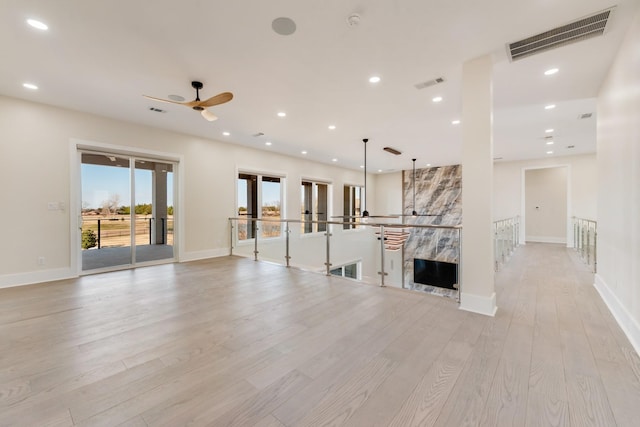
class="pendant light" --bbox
[362,138,369,217]
[411,158,418,216]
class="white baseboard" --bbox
[0,267,76,289]
[594,274,640,357]
[526,236,567,244]
[180,248,230,263]
[459,292,497,316]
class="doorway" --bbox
[524,166,568,244]
[80,151,176,272]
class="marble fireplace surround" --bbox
[402,164,462,297]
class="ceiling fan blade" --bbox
[143,95,199,108]
[198,92,233,108]
[201,109,218,122]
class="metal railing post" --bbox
[324,225,332,276]
[229,218,234,255]
[285,221,291,267]
[401,244,405,289]
[457,228,462,303]
[379,225,386,287]
[97,219,101,249]
[254,221,259,261]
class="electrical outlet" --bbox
[37,256,45,266]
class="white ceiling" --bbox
[1,0,638,173]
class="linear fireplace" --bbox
[413,258,458,290]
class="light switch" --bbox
[48,202,58,210]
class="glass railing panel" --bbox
[493,216,520,271]
[571,217,597,273]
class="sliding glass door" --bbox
[80,151,175,272]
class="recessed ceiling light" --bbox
[451,120,460,125]
[545,128,554,133]
[328,125,336,130]
[360,165,364,168]
[222,131,230,136]
[546,150,554,154]
[545,104,556,110]
[546,141,554,145]
[377,169,383,173]
[265,141,272,146]
[277,112,286,117]
[369,76,381,83]
[168,94,185,102]
[332,158,338,162]
[432,96,443,103]
[426,163,431,167]
[23,83,38,90]
[544,68,559,76]
[301,150,307,155]
[26,19,48,30]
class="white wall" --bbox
[0,95,371,287]
[372,172,402,215]
[493,153,597,244]
[524,167,568,243]
[595,9,640,354]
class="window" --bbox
[343,185,363,229]
[330,262,360,279]
[301,180,329,234]
[237,172,283,240]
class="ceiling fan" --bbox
[144,81,233,122]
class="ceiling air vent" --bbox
[414,77,445,90]
[507,7,615,61]
[252,132,265,137]
[579,113,593,119]
[149,107,166,113]
[383,146,402,155]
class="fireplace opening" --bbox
[413,258,458,289]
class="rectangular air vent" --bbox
[149,107,166,113]
[579,113,593,119]
[507,7,614,61]
[414,77,445,90]
[252,132,265,137]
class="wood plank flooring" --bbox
[1,243,639,426]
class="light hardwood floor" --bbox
[1,243,639,426]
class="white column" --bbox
[459,54,497,316]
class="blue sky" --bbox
[82,164,174,209]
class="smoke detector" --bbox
[347,14,361,27]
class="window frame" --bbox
[329,261,361,280]
[236,170,285,241]
[300,178,331,235]
[343,184,363,230]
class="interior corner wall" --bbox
[595,9,640,354]
[0,95,366,287]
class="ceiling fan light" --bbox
[201,109,218,121]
